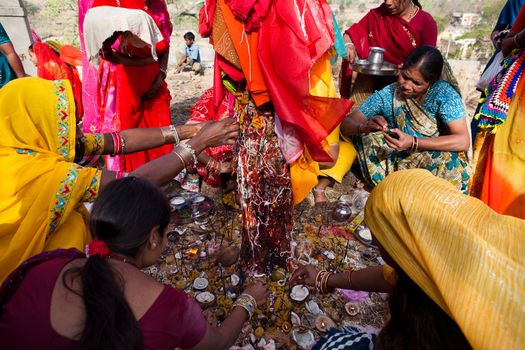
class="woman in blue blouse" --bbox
[0,23,27,88]
[341,46,471,193]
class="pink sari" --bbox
[78,0,98,129]
[80,0,172,171]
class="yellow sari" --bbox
[0,78,101,283]
[290,52,357,204]
[366,169,525,349]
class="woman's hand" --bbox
[383,128,413,151]
[289,264,319,287]
[193,118,239,149]
[359,116,388,134]
[242,282,270,307]
[501,33,517,57]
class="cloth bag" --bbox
[476,51,504,91]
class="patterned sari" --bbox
[0,78,101,283]
[355,86,470,193]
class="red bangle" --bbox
[110,132,121,156]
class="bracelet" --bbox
[110,131,121,156]
[177,143,198,170]
[414,136,419,151]
[172,150,187,169]
[344,42,355,47]
[119,132,126,154]
[170,125,180,145]
[233,293,257,320]
[161,125,180,145]
[410,136,416,152]
[347,270,355,290]
[315,270,334,294]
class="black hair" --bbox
[28,43,34,51]
[63,177,171,350]
[376,269,472,350]
[183,32,195,41]
[402,45,444,84]
[413,0,422,8]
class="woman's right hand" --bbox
[242,282,270,306]
[359,116,388,134]
[193,118,239,149]
[289,264,319,287]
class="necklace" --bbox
[406,2,418,22]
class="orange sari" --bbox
[470,8,525,218]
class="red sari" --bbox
[92,0,172,172]
[340,4,437,97]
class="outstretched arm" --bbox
[98,118,239,188]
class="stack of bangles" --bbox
[161,125,180,145]
[110,131,126,156]
[315,270,335,294]
[410,135,419,152]
[233,293,257,320]
[173,143,198,172]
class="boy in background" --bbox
[175,32,201,74]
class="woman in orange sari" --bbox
[83,0,172,172]
[470,7,525,219]
[28,41,83,116]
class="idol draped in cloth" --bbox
[200,0,353,272]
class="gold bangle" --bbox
[172,151,186,169]
[161,126,174,144]
[347,270,355,289]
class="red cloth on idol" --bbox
[257,0,353,161]
[189,88,234,186]
[33,42,83,118]
[92,0,172,171]
[0,256,207,349]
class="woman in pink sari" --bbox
[81,0,173,172]
[340,0,437,104]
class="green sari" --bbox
[355,87,470,193]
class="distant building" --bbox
[451,12,482,29]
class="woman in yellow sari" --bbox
[292,169,524,349]
[0,77,239,283]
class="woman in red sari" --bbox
[86,0,172,172]
[340,0,437,103]
[28,42,83,116]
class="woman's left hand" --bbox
[383,128,412,151]
[142,73,164,101]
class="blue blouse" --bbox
[359,80,465,128]
[0,23,14,88]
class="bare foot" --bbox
[312,187,328,205]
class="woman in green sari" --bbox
[341,46,471,193]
